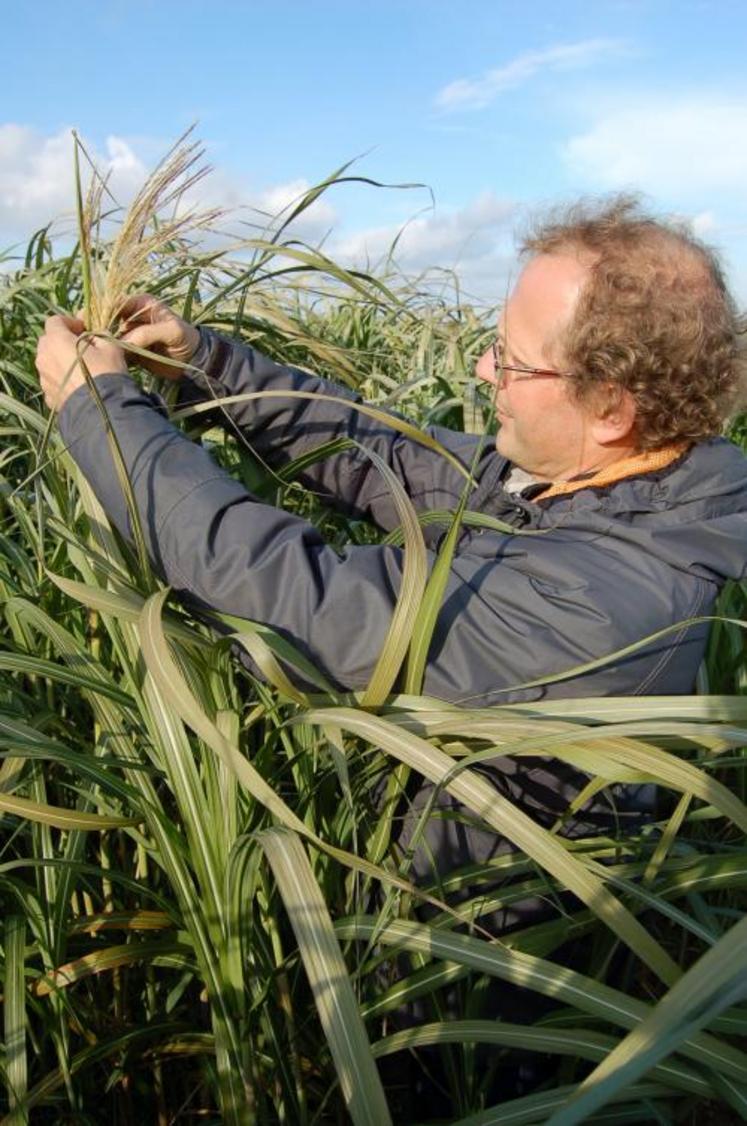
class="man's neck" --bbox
[550,439,641,484]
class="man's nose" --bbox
[475,348,497,385]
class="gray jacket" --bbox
[59,327,747,709]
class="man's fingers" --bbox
[117,294,164,328]
[120,323,169,351]
[119,293,160,314]
[44,313,85,335]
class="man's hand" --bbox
[36,316,127,412]
[118,295,200,380]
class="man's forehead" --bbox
[499,253,590,353]
[514,252,590,306]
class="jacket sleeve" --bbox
[177,328,485,533]
[58,374,419,688]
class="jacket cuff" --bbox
[186,327,234,381]
[176,328,238,411]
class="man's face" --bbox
[476,253,599,481]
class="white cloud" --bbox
[232,177,338,242]
[0,125,150,241]
[0,125,339,252]
[690,210,717,237]
[331,192,517,303]
[562,97,747,195]
[436,39,623,111]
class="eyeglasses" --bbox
[491,339,572,383]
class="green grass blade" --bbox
[449,1083,676,1126]
[215,611,340,695]
[172,389,472,482]
[546,914,747,1125]
[3,916,28,1125]
[138,591,465,918]
[476,616,745,698]
[33,940,194,998]
[404,491,467,694]
[336,917,747,1084]
[224,625,310,704]
[0,791,139,831]
[46,570,205,648]
[138,590,312,837]
[436,722,747,833]
[495,694,747,723]
[303,707,681,985]
[258,828,392,1126]
[358,442,427,705]
[372,1020,715,1100]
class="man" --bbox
[36,197,747,859]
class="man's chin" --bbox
[495,429,514,462]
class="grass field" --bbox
[0,167,746,1125]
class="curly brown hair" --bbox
[521,196,746,449]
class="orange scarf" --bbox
[535,442,690,501]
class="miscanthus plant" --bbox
[0,141,746,1126]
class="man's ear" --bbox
[589,386,637,445]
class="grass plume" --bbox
[73,127,223,333]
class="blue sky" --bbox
[4,0,747,305]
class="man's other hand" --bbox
[119,295,200,380]
[36,316,127,411]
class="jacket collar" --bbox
[534,442,690,501]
